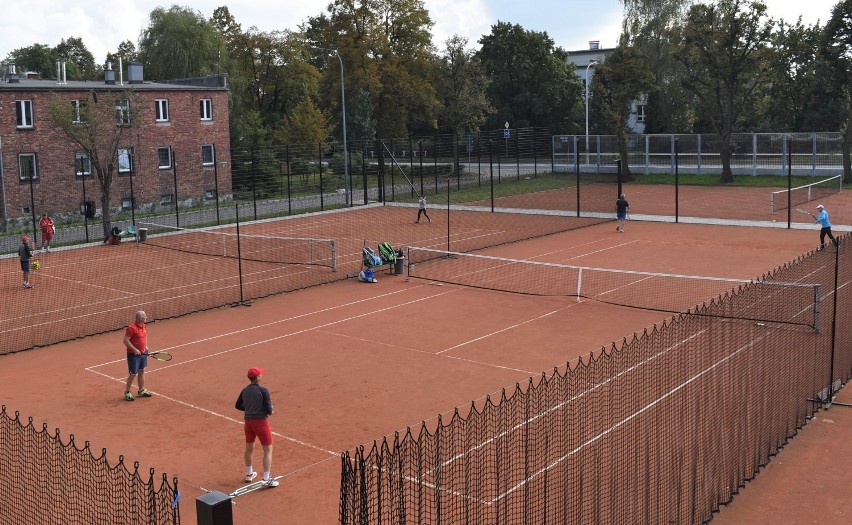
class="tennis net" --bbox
[770,174,842,213]
[406,247,820,327]
[138,222,337,270]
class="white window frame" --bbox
[155,99,170,122]
[200,99,212,121]
[71,100,85,123]
[118,147,134,173]
[75,152,92,177]
[636,104,647,123]
[157,147,172,169]
[201,144,215,166]
[115,99,131,126]
[19,153,37,180]
[16,100,34,128]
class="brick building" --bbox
[0,62,231,229]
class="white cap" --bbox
[817,204,824,209]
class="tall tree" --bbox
[620,0,694,133]
[6,44,59,79]
[677,0,773,182]
[138,5,224,80]
[55,37,97,79]
[46,91,141,239]
[319,0,439,138]
[476,22,582,133]
[591,38,656,179]
[823,0,852,182]
[106,40,141,68]
[744,18,827,132]
[434,35,494,136]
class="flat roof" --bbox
[0,78,227,92]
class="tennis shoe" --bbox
[23,283,32,289]
[263,478,279,488]
[137,389,153,397]
[124,391,134,401]
[245,471,257,483]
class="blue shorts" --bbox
[617,212,627,220]
[20,260,31,272]
[126,353,149,375]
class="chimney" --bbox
[61,61,67,84]
[589,41,600,50]
[56,61,62,84]
[104,61,115,85]
[127,62,143,84]
[8,63,19,83]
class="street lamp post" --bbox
[313,47,350,206]
[584,59,597,166]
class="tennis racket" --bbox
[796,208,816,219]
[147,351,173,362]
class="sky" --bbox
[0,0,840,66]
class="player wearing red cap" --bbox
[235,367,279,488]
[18,235,34,289]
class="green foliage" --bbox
[677,0,773,182]
[138,5,224,79]
[55,37,97,79]
[434,35,495,135]
[275,97,334,146]
[45,90,142,238]
[6,44,59,78]
[476,22,582,134]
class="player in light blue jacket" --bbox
[814,204,838,250]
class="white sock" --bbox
[246,466,253,475]
[263,471,271,480]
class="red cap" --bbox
[247,367,265,379]
[22,235,29,242]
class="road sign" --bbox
[503,128,510,139]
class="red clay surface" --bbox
[1,220,850,524]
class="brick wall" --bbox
[0,84,231,224]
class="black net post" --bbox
[787,135,793,228]
[489,140,495,212]
[172,150,180,227]
[575,136,581,217]
[675,137,680,223]
[196,491,233,525]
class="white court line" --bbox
[85,286,461,459]
[436,303,580,357]
[85,366,339,456]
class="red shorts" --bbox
[42,231,53,242]
[244,419,273,446]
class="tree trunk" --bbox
[719,138,734,183]
[98,168,112,240]
[844,98,852,184]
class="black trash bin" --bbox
[394,257,405,275]
[138,228,148,242]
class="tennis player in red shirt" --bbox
[38,213,55,252]
[122,310,153,401]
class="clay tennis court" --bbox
[3,200,851,524]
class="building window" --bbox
[16,100,34,128]
[71,100,86,123]
[115,99,130,126]
[202,144,215,166]
[19,153,37,180]
[155,99,170,122]
[636,104,647,123]
[118,147,134,173]
[158,147,172,169]
[121,198,135,210]
[75,152,92,177]
[200,99,212,121]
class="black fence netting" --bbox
[340,235,852,525]
[0,406,180,524]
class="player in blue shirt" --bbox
[814,204,838,250]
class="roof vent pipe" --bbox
[105,61,115,84]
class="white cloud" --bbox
[0,0,839,67]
